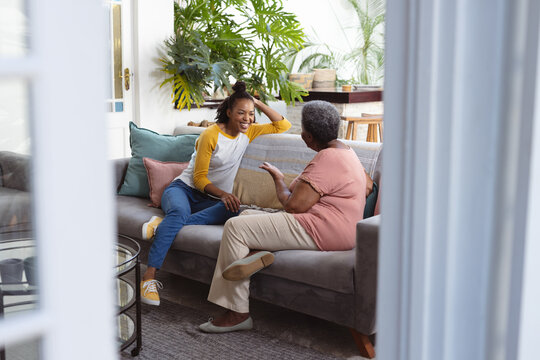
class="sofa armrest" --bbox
[113,158,130,192]
[354,214,380,334]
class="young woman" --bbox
[140,81,291,305]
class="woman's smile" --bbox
[226,98,255,134]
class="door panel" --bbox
[1,1,117,358]
[106,0,134,159]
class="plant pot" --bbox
[0,258,24,284]
[212,87,229,100]
[23,256,37,285]
[312,69,336,89]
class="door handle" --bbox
[123,68,131,91]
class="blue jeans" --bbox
[147,179,238,269]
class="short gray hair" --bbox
[301,100,340,144]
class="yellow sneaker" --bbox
[142,216,163,240]
[140,279,163,306]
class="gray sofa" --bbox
[0,133,382,358]
[0,151,32,232]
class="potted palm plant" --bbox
[285,0,385,86]
[160,0,308,111]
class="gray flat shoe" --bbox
[199,317,253,333]
[222,251,275,281]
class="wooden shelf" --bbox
[303,88,383,103]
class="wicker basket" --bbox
[288,73,314,90]
[312,69,336,89]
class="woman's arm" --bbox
[193,128,241,212]
[204,183,241,213]
[260,162,320,213]
[246,99,291,140]
[254,98,284,122]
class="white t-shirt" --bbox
[177,119,291,193]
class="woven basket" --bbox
[312,69,336,88]
[288,73,314,90]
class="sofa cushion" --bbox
[233,134,382,209]
[262,249,355,294]
[0,187,31,228]
[173,126,206,135]
[174,225,223,258]
[116,195,223,258]
[174,224,355,294]
[116,195,164,240]
[374,186,381,216]
[143,158,189,208]
[0,151,31,192]
[364,181,378,219]
[118,122,198,198]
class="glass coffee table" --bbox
[115,234,142,357]
[0,233,142,359]
[0,229,38,360]
[0,232,38,316]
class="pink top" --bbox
[291,147,366,251]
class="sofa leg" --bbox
[349,328,375,359]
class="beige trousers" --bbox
[207,210,318,313]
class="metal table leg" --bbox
[130,259,142,357]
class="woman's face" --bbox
[226,98,255,134]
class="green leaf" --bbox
[161,0,309,109]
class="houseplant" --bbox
[160,0,308,111]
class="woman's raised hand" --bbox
[260,162,284,181]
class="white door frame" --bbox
[107,0,135,159]
[0,1,116,359]
[379,0,540,360]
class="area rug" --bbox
[120,298,343,360]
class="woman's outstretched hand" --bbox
[220,192,241,213]
[260,162,285,182]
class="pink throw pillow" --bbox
[143,157,189,208]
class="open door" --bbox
[106,0,134,159]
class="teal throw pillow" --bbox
[363,181,378,219]
[118,122,199,198]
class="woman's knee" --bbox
[215,201,239,217]
[223,217,245,241]
[162,196,190,218]
[223,218,237,235]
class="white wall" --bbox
[132,0,177,134]
[283,0,362,72]
[0,0,30,153]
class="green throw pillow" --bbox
[363,181,378,219]
[118,122,199,198]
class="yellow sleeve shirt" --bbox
[245,117,291,142]
[177,118,291,193]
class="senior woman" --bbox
[199,100,367,333]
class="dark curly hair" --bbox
[301,100,341,145]
[215,81,254,124]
